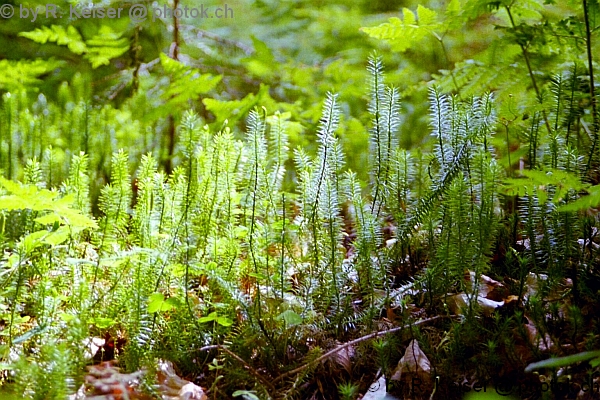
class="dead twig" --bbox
[198,316,451,395]
[199,344,277,395]
[272,315,449,385]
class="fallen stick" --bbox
[272,315,448,384]
[199,344,277,395]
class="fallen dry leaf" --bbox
[330,342,355,374]
[524,321,554,352]
[77,360,207,400]
[157,359,207,400]
[390,340,433,399]
[391,339,431,381]
[83,337,105,360]
[447,293,504,317]
[465,271,507,301]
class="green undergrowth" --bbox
[0,54,600,399]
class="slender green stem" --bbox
[505,5,553,137]
[583,0,599,174]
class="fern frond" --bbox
[367,54,387,213]
[309,92,341,214]
[63,152,91,215]
[367,54,386,118]
[133,153,159,247]
[24,157,43,188]
[472,92,496,150]
[97,150,132,250]
[429,86,452,169]
[268,111,290,192]
[179,110,203,159]
[243,109,269,215]
[371,85,401,215]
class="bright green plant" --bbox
[2,2,600,393]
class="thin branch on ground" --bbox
[272,315,450,384]
[199,344,277,395]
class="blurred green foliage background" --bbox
[0,0,453,183]
[1,0,599,186]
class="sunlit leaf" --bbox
[148,292,181,313]
[90,317,116,329]
[525,351,600,372]
[276,310,302,326]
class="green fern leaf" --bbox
[558,184,600,212]
[18,25,129,68]
[0,177,97,231]
[19,25,87,54]
[0,59,64,91]
[84,26,129,68]
[144,54,221,120]
[360,5,440,52]
[203,84,269,126]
